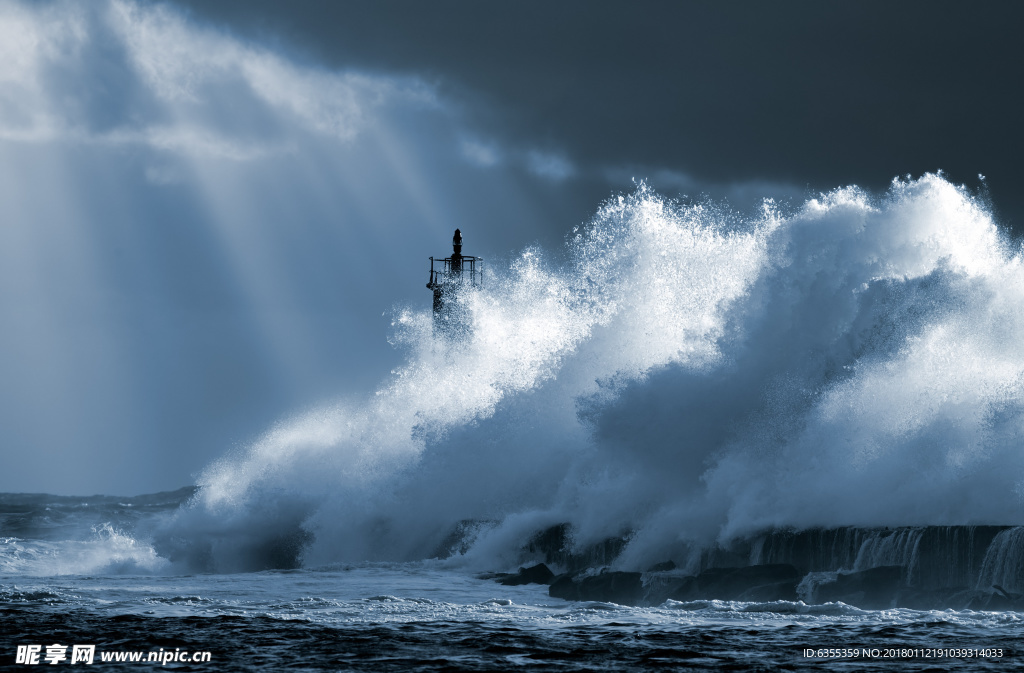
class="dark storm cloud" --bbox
[3,0,1020,495]
[173,0,1024,232]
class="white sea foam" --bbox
[0,524,167,576]
[161,174,1024,572]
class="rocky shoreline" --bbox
[481,524,1024,610]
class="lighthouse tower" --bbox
[427,228,482,330]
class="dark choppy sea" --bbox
[2,565,1021,671]
[1,492,1021,671]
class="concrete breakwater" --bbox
[488,524,1024,610]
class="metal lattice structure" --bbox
[427,229,483,319]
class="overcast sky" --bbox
[177,0,1024,227]
[1,0,1022,495]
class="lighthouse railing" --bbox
[428,255,483,287]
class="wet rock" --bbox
[737,580,798,602]
[669,564,801,602]
[896,586,974,610]
[548,573,580,601]
[525,524,632,573]
[646,560,676,572]
[992,584,1024,601]
[815,566,906,609]
[962,586,1024,611]
[433,519,496,559]
[498,563,555,586]
[549,571,644,605]
[641,574,693,605]
[553,564,804,605]
[578,571,644,604]
[475,571,511,581]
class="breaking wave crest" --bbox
[155,174,1024,573]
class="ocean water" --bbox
[3,552,1022,670]
[1,493,1020,672]
[5,175,1024,669]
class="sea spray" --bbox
[156,174,1024,573]
[977,527,1024,593]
